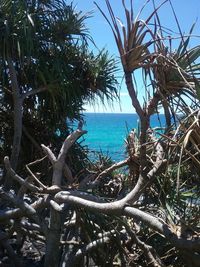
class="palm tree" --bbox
[0,0,118,187]
[152,33,200,126]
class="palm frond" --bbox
[95,0,160,72]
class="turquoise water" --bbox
[79,113,165,161]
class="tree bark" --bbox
[4,58,23,190]
[44,209,62,267]
[124,71,144,118]
[44,126,87,267]
[10,96,23,171]
[7,57,23,171]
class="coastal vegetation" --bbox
[0,0,200,266]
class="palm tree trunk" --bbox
[4,58,23,189]
[44,210,62,267]
[10,96,23,171]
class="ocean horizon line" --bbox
[83,111,165,115]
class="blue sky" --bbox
[75,0,200,113]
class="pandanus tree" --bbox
[94,0,200,265]
[1,1,200,267]
[0,0,118,185]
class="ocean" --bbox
[77,113,166,162]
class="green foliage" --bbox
[0,0,118,169]
[1,1,200,267]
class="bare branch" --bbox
[124,207,200,253]
[4,156,41,192]
[57,128,87,163]
[41,144,56,164]
[55,155,165,214]
[0,188,36,215]
[63,163,74,184]
[0,196,49,222]
[95,158,130,182]
[50,200,63,211]
[27,156,47,167]
[53,127,87,186]
[26,163,47,189]
[123,141,166,204]
[55,189,200,253]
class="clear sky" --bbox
[75,0,200,113]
